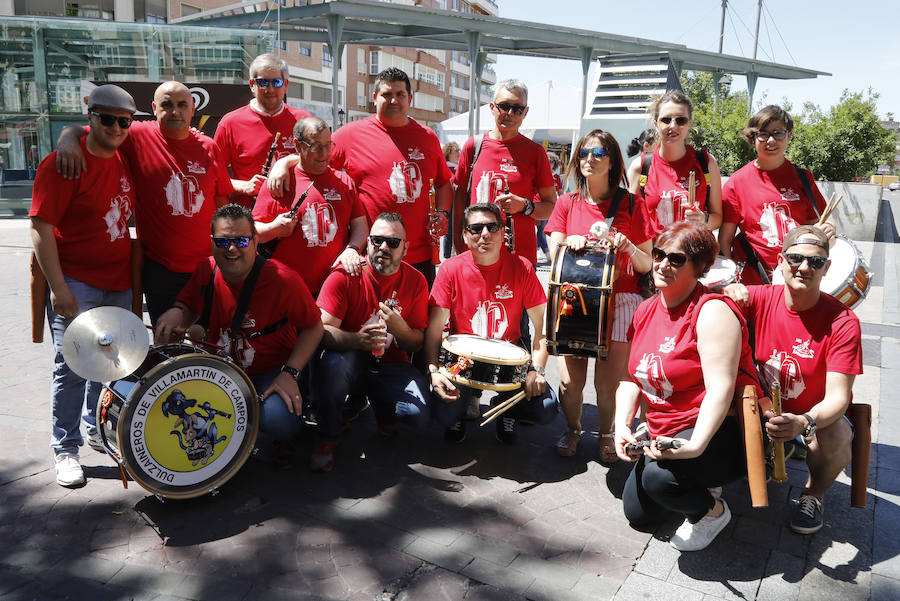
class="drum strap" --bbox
[794,165,821,220]
[640,149,710,206]
[198,265,218,331]
[735,231,772,285]
[230,255,267,340]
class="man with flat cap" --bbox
[30,84,138,487]
[724,225,863,534]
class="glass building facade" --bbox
[0,16,273,185]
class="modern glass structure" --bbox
[0,16,273,187]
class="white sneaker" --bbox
[54,452,85,487]
[670,498,731,551]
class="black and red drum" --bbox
[96,343,259,499]
[546,244,617,359]
[438,334,530,391]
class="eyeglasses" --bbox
[782,253,827,270]
[464,222,502,235]
[370,235,403,249]
[212,236,252,249]
[300,140,335,154]
[651,247,688,267]
[494,102,527,115]
[659,116,690,126]
[253,77,285,89]
[89,111,132,129]
[755,129,789,142]
[578,147,608,160]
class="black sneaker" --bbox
[496,417,517,445]
[341,394,369,430]
[790,495,824,534]
[445,420,466,443]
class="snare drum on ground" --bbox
[438,334,530,391]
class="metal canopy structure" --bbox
[174,0,829,135]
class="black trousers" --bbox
[142,257,193,325]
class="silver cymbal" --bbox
[62,306,150,382]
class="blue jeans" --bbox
[48,276,132,455]
[431,380,559,427]
[251,367,305,442]
[536,220,549,254]
[314,350,431,442]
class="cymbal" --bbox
[62,306,150,382]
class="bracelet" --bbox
[346,243,361,252]
[522,198,535,216]
[629,244,638,256]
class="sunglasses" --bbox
[464,222,502,235]
[755,129,789,142]
[253,77,285,88]
[659,116,689,126]
[300,140,335,154]
[782,253,827,270]
[212,236,252,248]
[578,147,608,160]
[494,102,527,115]
[89,111,132,129]
[651,247,688,267]
[370,235,403,249]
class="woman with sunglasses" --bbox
[544,130,653,461]
[613,221,760,551]
[718,105,833,285]
[626,91,723,234]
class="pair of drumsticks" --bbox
[816,192,843,227]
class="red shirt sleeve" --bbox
[825,311,863,375]
[317,270,349,321]
[404,273,430,330]
[722,176,741,224]
[543,193,571,234]
[284,268,321,330]
[30,152,74,225]
[175,258,214,315]
[429,260,455,309]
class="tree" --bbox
[787,89,894,181]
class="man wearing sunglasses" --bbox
[30,84,139,487]
[155,204,323,470]
[724,225,862,535]
[215,54,311,206]
[55,81,233,325]
[427,203,557,444]
[253,116,368,295]
[313,213,430,471]
[452,79,558,268]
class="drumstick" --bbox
[480,390,527,426]
[816,195,843,226]
[145,323,218,348]
[814,192,835,226]
[687,170,696,209]
[770,382,789,484]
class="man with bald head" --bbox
[56,81,233,322]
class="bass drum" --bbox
[97,343,259,499]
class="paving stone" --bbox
[405,536,475,572]
[665,539,768,601]
[508,553,582,590]
[871,574,900,601]
[632,537,679,580]
[614,572,704,601]
[756,550,804,601]
[449,533,519,567]
[570,572,619,600]
[399,564,469,601]
[460,558,533,596]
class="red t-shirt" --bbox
[31,138,135,291]
[430,250,546,342]
[627,284,760,438]
[214,103,311,207]
[253,166,364,294]
[317,262,428,363]
[641,146,710,235]
[544,191,652,295]
[330,115,452,265]
[177,257,319,376]
[453,133,555,265]
[117,121,233,273]
[722,159,827,284]
[742,285,862,414]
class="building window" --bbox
[413,92,443,113]
[181,2,200,16]
[311,86,331,103]
[276,40,287,51]
[298,42,312,57]
[357,48,366,74]
[357,81,366,107]
[322,45,332,67]
[369,50,379,75]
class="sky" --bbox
[493,0,900,119]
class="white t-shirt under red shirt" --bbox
[214,103,311,207]
[30,136,135,291]
[741,284,862,414]
[430,250,546,343]
[453,133,555,265]
[253,166,364,294]
[722,159,826,284]
[640,146,710,236]
[330,115,452,265]
[116,121,233,273]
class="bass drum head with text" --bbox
[115,352,259,499]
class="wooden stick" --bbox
[771,382,788,484]
[30,253,48,343]
[480,390,527,426]
[739,385,769,507]
[815,192,836,226]
[848,403,871,508]
[687,170,696,208]
[817,195,843,226]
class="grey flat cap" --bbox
[88,84,137,113]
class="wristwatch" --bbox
[522,198,535,216]
[280,364,301,379]
[428,365,440,375]
[802,413,817,439]
[529,363,545,376]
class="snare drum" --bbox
[700,256,739,292]
[439,334,530,391]
[771,235,872,309]
[96,344,259,499]
[545,245,616,359]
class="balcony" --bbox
[468,0,499,16]
[450,60,470,74]
[481,65,496,85]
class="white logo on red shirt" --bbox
[634,353,673,404]
[119,176,131,193]
[300,202,337,247]
[388,162,422,204]
[657,188,689,226]
[323,188,341,202]
[764,349,806,401]
[475,172,507,204]
[494,284,513,300]
[217,328,256,370]
[659,337,676,353]
[186,160,207,175]
[759,202,798,248]
[408,147,425,160]
[103,195,131,242]
[471,300,508,339]
[499,158,518,174]
[792,338,815,359]
[164,172,205,216]
[779,187,800,202]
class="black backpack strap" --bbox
[694,148,711,206]
[465,133,485,200]
[603,187,632,229]
[793,164,821,220]
[230,255,267,339]
[639,151,653,200]
[198,264,218,330]
[735,231,771,285]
